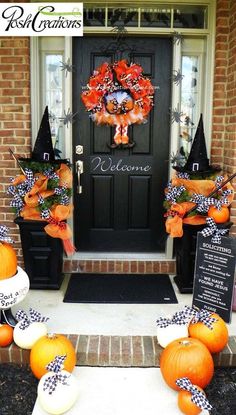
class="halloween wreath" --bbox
[81,59,154,147]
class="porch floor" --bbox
[14,274,236,337]
[12,274,236,415]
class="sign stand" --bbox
[192,233,236,323]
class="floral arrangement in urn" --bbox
[164,115,234,238]
[7,107,75,256]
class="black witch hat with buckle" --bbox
[31,106,55,162]
[173,114,221,176]
[19,106,68,165]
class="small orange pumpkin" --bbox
[208,206,230,223]
[30,334,76,379]
[160,337,214,390]
[188,312,228,353]
[0,242,17,280]
[0,324,14,347]
[178,385,205,415]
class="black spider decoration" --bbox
[111,24,128,36]
[59,109,77,127]
[173,31,184,45]
[184,116,194,127]
[170,148,186,167]
[172,69,184,86]
[101,24,135,60]
[170,107,183,123]
[60,58,75,77]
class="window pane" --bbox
[107,8,138,27]
[180,55,200,153]
[45,54,64,158]
[174,6,207,29]
[140,7,171,28]
[84,8,105,26]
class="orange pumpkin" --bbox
[0,242,17,280]
[30,334,76,379]
[0,324,14,347]
[188,312,228,353]
[160,337,214,390]
[178,385,205,415]
[207,206,230,223]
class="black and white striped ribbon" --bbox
[54,186,70,205]
[15,308,49,330]
[201,217,229,244]
[43,168,59,181]
[190,193,230,213]
[156,307,193,328]
[165,184,186,204]
[0,225,14,244]
[176,172,190,179]
[43,355,69,395]
[181,306,217,330]
[176,377,212,411]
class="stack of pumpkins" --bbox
[29,329,78,414]
[0,228,29,345]
[10,307,78,414]
[0,228,79,415]
[157,306,228,415]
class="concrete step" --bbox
[33,367,209,415]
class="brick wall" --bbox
[0,37,31,265]
[212,0,236,234]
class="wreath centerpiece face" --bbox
[81,59,155,148]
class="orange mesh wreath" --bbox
[81,59,154,147]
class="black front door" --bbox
[73,36,172,252]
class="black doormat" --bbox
[63,273,178,304]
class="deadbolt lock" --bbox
[76,145,84,155]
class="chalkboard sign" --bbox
[192,233,236,323]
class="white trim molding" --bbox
[30,0,216,260]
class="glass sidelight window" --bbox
[178,38,205,162]
[39,38,65,158]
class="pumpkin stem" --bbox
[47,333,57,339]
[180,340,190,346]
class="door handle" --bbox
[76,160,84,194]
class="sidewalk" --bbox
[33,367,210,415]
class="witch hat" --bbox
[174,114,221,175]
[31,106,55,162]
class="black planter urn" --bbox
[15,218,64,289]
[173,222,232,294]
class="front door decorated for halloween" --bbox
[73,36,172,252]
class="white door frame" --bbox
[30,2,216,260]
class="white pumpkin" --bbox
[38,370,79,415]
[13,321,47,349]
[0,266,29,310]
[157,323,189,348]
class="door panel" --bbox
[73,36,172,252]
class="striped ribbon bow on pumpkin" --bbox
[176,377,212,411]
[0,225,14,244]
[156,306,193,328]
[15,308,49,330]
[201,217,229,244]
[179,306,217,330]
[43,355,69,395]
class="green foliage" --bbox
[8,161,72,216]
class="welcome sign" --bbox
[0,3,83,36]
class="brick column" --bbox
[0,36,31,264]
[213,0,236,234]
